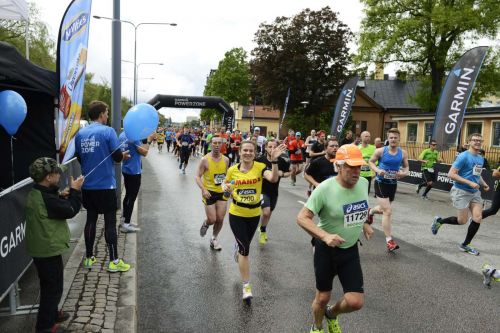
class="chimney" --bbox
[375,62,384,80]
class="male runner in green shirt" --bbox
[417,139,441,199]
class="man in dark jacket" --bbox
[26,157,83,333]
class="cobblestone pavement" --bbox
[60,216,132,333]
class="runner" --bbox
[305,129,318,168]
[253,127,267,157]
[230,129,242,165]
[297,145,374,333]
[118,131,151,233]
[368,128,409,252]
[304,138,339,192]
[218,126,230,158]
[340,130,354,145]
[416,139,441,199]
[177,127,194,174]
[482,165,500,220]
[358,131,376,194]
[223,140,286,301]
[431,133,490,255]
[256,139,291,245]
[289,132,305,186]
[165,128,173,152]
[156,130,165,153]
[75,101,130,272]
[195,135,230,250]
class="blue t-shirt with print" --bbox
[119,132,142,175]
[75,123,121,190]
[165,131,172,141]
[452,150,484,193]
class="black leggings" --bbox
[483,190,500,219]
[122,173,141,223]
[229,213,260,256]
[33,255,63,330]
[85,210,118,261]
[180,149,190,167]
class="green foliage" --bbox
[250,7,353,131]
[0,3,56,70]
[356,0,500,111]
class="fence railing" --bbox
[400,142,500,167]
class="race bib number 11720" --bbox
[343,200,369,228]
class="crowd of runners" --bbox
[26,99,498,333]
[136,124,499,333]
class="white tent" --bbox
[0,0,29,59]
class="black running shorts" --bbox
[82,189,117,214]
[423,169,437,183]
[374,181,397,202]
[261,193,278,211]
[202,191,227,206]
[313,239,364,293]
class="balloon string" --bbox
[10,136,15,186]
[83,142,125,179]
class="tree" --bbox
[202,48,251,123]
[251,7,353,131]
[0,3,56,70]
[356,0,500,111]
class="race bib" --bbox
[343,200,369,228]
[473,165,482,176]
[384,170,397,180]
[214,173,225,185]
[182,141,188,146]
[236,188,257,203]
[361,165,371,171]
[427,168,434,173]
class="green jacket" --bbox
[25,184,82,257]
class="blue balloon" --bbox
[0,90,27,136]
[123,103,159,141]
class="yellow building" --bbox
[231,103,280,138]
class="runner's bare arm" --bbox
[263,144,287,183]
[369,148,383,176]
[448,167,480,189]
[397,150,410,178]
[297,207,345,247]
[304,171,320,188]
[194,158,208,192]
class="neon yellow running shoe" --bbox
[325,305,341,333]
[108,259,130,272]
[259,231,267,245]
[83,256,96,269]
[309,325,325,333]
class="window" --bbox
[406,123,418,143]
[424,123,434,143]
[466,122,483,138]
[492,122,500,147]
[360,121,367,132]
[383,122,397,139]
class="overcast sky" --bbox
[36,0,371,122]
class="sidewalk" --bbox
[59,209,137,333]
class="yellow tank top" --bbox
[202,154,227,193]
[226,161,266,217]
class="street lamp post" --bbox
[93,15,176,104]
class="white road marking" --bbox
[298,200,306,205]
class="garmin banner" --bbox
[330,76,358,138]
[399,160,494,201]
[0,180,32,302]
[148,94,235,129]
[56,0,93,162]
[432,46,489,150]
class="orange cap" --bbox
[331,144,367,166]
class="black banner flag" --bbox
[330,76,359,138]
[432,46,489,150]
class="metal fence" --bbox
[400,142,500,167]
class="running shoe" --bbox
[83,256,96,269]
[200,221,209,237]
[421,195,429,200]
[120,223,140,233]
[482,263,495,288]
[56,310,71,323]
[259,231,267,245]
[182,168,186,174]
[325,305,342,333]
[242,283,253,301]
[387,239,399,252]
[458,243,479,256]
[120,216,139,228]
[108,259,131,272]
[210,237,222,251]
[367,208,374,225]
[310,326,325,333]
[233,243,239,263]
[431,216,442,235]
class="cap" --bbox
[29,157,65,182]
[331,145,367,166]
[296,132,301,136]
[254,127,260,131]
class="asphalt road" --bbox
[137,149,500,333]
